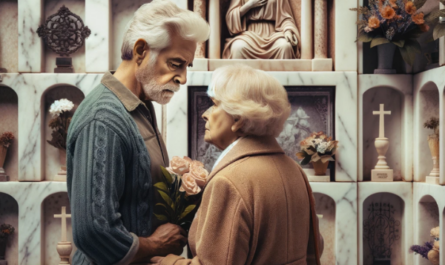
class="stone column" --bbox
[439,2,445,66]
[209,0,221,59]
[300,0,312,59]
[314,0,328,59]
[194,0,207,58]
[18,0,43,72]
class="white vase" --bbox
[55,149,67,181]
[427,134,440,179]
[374,138,390,169]
[374,43,397,74]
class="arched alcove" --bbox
[43,0,86,73]
[417,82,439,182]
[0,85,18,181]
[363,87,404,181]
[313,193,336,265]
[0,0,18,72]
[0,192,18,264]
[41,192,76,264]
[416,195,439,265]
[41,84,85,181]
[362,192,405,265]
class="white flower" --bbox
[49,99,74,117]
[317,142,329,154]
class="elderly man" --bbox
[66,1,210,264]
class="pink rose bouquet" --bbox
[154,156,209,231]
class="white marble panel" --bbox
[0,181,67,265]
[0,85,19,181]
[359,74,413,181]
[189,59,208,71]
[167,72,358,181]
[334,0,357,71]
[413,67,445,184]
[44,0,86,73]
[0,73,102,181]
[0,0,18,73]
[18,0,43,72]
[42,192,76,264]
[0,192,18,265]
[413,183,445,265]
[310,182,358,265]
[85,0,110,72]
[358,182,413,265]
[209,59,312,71]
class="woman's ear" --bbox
[133,39,149,66]
[231,117,245,134]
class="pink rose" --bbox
[180,173,201,196]
[168,156,192,176]
[189,161,209,188]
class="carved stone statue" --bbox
[223,0,300,59]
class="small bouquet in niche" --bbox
[351,0,445,66]
[410,226,440,265]
[154,156,209,231]
[424,117,439,181]
[0,223,15,260]
[296,132,338,176]
[47,99,75,180]
[0,132,15,181]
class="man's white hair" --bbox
[207,65,291,137]
[121,0,210,60]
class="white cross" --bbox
[54,206,71,242]
[373,104,391,138]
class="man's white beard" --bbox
[135,58,180,105]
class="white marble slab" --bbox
[85,0,110,72]
[209,59,312,71]
[310,182,358,265]
[358,182,413,265]
[334,0,357,71]
[167,71,358,182]
[413,182,445,265]
[413,67,445,185]
[18,0,43,72]
[359,75,413,182]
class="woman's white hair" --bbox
[121,0,210,60]
[208,65,291,137]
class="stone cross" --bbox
[54,206,71,242]
[373,104,391,138]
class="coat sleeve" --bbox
[68,119,139,265]
[161,176,252,265]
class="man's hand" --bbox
[284,30,298,46]
[131,223,187,263]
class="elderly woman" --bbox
[157,64,323,265]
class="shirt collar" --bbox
[212,138,241,171]
[101,71,147,112]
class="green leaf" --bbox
[370,37,390,48]
[399,39,421,66]
[179,205,196,220]
[433,23,445,40]
[391,39,405,48]
[161,166,173,184]
[300,155,312,166]
[154,213,169,221]
[154,182,169,193]
[357,31,373,43]
[158,189,174,207]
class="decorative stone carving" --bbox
[54,207,72,265]
[371,104,393,182]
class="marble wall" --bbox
[0,0,18,72]
[0,193,18,265]
[0,86,18,181]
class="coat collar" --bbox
[206,135,284,184]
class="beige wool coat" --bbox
[161,136,323,265]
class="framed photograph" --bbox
[188,86,335,172]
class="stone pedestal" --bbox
[312,58,332,71]
[371,137,394,182]
[56,241,72,264]
[371,168,394,181]
[54,58,73,73]
[426,176,439,185]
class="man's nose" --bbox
[173,69,187,85]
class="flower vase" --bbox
[54,149,67,182]
[426,134,439,184]
[374,43,396,74]
[0,146,8,182]
[0,236,6,261]
[312,160,329,176]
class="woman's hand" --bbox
[284,30,298,46]
[149,256,164,265]
[240,0,267,17]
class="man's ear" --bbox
[231,117,245,134]
[133,39,149,65]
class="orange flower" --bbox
[412,13,425,24]
[381,5,396,20]
[368,16,381,29]
[419,23,430,32]
[389,0,398,8]
[405,1,416,14]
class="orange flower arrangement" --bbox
[412,13,425,25]
[404,1,416,15]
[380,5,396,20]
[368,16,380,29]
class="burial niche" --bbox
[313,193,336,265]
[0,193,18,264]
[416,195,439,265]
[41,84,84,181]
[0,85,18,181]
